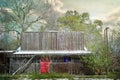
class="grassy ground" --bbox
[0,73,72,80]
[0,72,120,80]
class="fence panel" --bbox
[21,32,84,50]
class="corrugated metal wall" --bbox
[21,32,84,50]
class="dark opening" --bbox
[0,53,10,74]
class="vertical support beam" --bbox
[104,26,109,75]
[9,58,13,74]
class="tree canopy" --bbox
[57,10,103,49]
[0,0,60,49]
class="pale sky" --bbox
[60,0,120,20]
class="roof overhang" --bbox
[0,50,14,53]
[14,50,91,55]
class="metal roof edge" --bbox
[14,50,91,55]
[0,50,15,53]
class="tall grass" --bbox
[28,73,73,80]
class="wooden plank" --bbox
[72,32,76,50]
[65,32,69,50]
[42,32,47,50]
[42,32,51,50]
[78,32,81,50]
[66,32,71,50]
[21,33,29,50]
[33,33,39,50]
[26,33,39,50]
[47,32,52,50]
[57,32,66,50]
[39,32,43,50]
[51,32,57,50]
[21,33,25,50]
[81,32,84,50]
[21,32,84,50]
[27,33,31,50]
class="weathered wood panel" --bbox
[21,32,84,50]
[51,32,57,50]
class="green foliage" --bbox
[57,10,103,50]
[68,11,111,75]
[81,26,120,76]
[0,0,61,50]
[110,29,120,56]
[0,74,12,80]
[57,10,102,32]
[0,0,32,50]
[108,72,120,79]
[78,75,108,78]
[28,73,73,80]
[81,41,113,75]
[58,10,89,31]
[109,28,120,73]
[94,20,103,27]
[0,33,18,50]
[1,73,120,79]
[0,0,10,7]
[0,0,47,49]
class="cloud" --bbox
[104,7,120,28]
[53,0,65,13]
[105,7,120,22]
[45,0,65,13]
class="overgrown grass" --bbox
[108,72,120,79]
[0,74,28,80]
[74,75,108,78]
[28,72,73,80]
[0,73,120,80]
[0,73,72,80]
[0,74,12,80]
[76,72,120,79]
